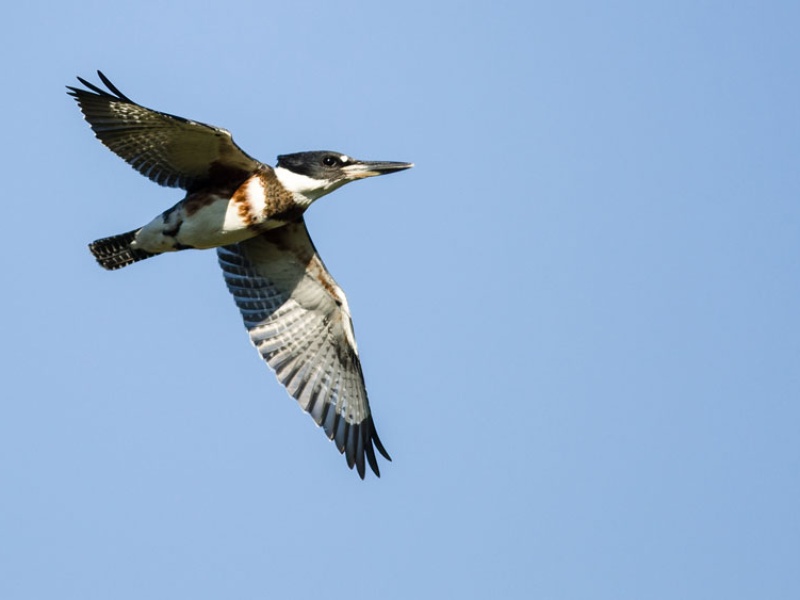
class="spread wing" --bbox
[217,219,391,478]
[67,71,260,191]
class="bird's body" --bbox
[114,167,299,256]
[68,72,412,478]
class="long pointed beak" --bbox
[342,160,414,180]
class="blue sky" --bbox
[1,1,798,598]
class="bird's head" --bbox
[274,151,413,203]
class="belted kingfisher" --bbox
[68,71,412,479]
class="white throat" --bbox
[274,166,345,205]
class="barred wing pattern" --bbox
[67,71,260,191]
[217,219,391,478]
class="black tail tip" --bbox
[89,230,156,270]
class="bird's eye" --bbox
[323,156,339,167]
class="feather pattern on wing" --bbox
[217,219,391,478]
[67,71,260,191]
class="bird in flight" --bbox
[68,71,412,478]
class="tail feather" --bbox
[89,229,157,270]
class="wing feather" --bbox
[217,219,391,478]
[67,71,260,191]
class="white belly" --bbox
[177,194,259,248]
[133,174,301,254]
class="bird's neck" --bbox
[274,166,346,206]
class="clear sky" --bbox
[1,1,798,599]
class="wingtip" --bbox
[371,424,392,462]
[67,71,133,103]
